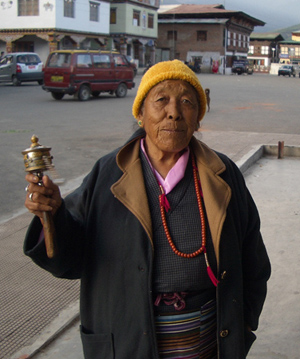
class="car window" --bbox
[93,54,111,68]
[0,57,7,66]
[6,56,13,64]
[48,53,71,68]
[113,55,127,67]
[77,54,92,68]
[17,54,40,65]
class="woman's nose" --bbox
[167,99,182,120]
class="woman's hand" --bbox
[25,174,62,223]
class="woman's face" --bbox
[138,80,200,158]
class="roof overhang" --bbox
[158,18,229,25]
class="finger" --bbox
[25,173,41,184]
[42,175,59,191]
[25,195,53,213]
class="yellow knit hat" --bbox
[132,59,207,122]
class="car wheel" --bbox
[115,83,127,98]
[289,73,291,77]
[51,92,64,100]
[92,91,100,98]
[12,76,21,86]
[78,85,91,101]
[38,80,44,85]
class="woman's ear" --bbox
[137,104,145,127]
[137,112,144,128]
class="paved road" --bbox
[1,72,300,223]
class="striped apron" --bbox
[155,299,217,359]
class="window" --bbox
[17,54,40,64]
[295,47,300,56]
[18,0,39,16]
[64,0,75,18]
[93,54,111,68]
[281,47,288,54]
[148,14,154,29]
[113,55,127,66]
[167,31,177,41]
[197,31,207,41]
[248,45,254,54]
[77,54,92,68]
[261,46,269,55]
[90,2,99,22]
[48,53,71,68]
[133,10,140,26]
[110,8,116,24]
[14,41,34,52]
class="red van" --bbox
[42,50,135,101]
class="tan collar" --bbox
[111,134,232,265]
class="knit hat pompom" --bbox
[132,59,207,122]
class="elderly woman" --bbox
[24,60,271,359]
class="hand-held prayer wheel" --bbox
[22,135,56,258]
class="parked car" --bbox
[125,56,137,77]
[232,60,253,75]
[0,52,44,86]
[43,50,135,101]
[278,65,296,77]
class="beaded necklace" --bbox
[158,151,219,286]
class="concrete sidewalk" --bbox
[3,130,300,359]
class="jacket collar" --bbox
[111,131,232,265]
[111,130,153,246]
[190,137,231,264]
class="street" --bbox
[1,72,300,223]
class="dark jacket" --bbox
[24,130,271,359]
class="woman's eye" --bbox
[182,98,192,104]
[156,97,165,102]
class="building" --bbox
[157,4,264,74]
[109,0,159,67]
[0,0,111,63]
[248,33,284,72]
[278,30,300,64]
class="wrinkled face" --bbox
[138,80,200,158]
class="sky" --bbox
[162,0,300,33]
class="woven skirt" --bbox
[155,299,217,359]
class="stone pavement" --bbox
[2,130,300,359]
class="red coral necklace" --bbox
[158,151,219,286]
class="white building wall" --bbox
[0,1,55,28]
[0,0,109,34]
[55,0,110,34]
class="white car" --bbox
[0,52,44,86]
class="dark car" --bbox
[232,60,253,75]
[43,50,135,101]
[278,65,296,77]
[0,52,44,86]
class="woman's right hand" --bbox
[25,174,62,224]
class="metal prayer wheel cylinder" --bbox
[22,134,56,258]
[22,135,53,173]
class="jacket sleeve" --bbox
[23,161,102,279]
[242,187,271,331]
[222,155,271,331]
